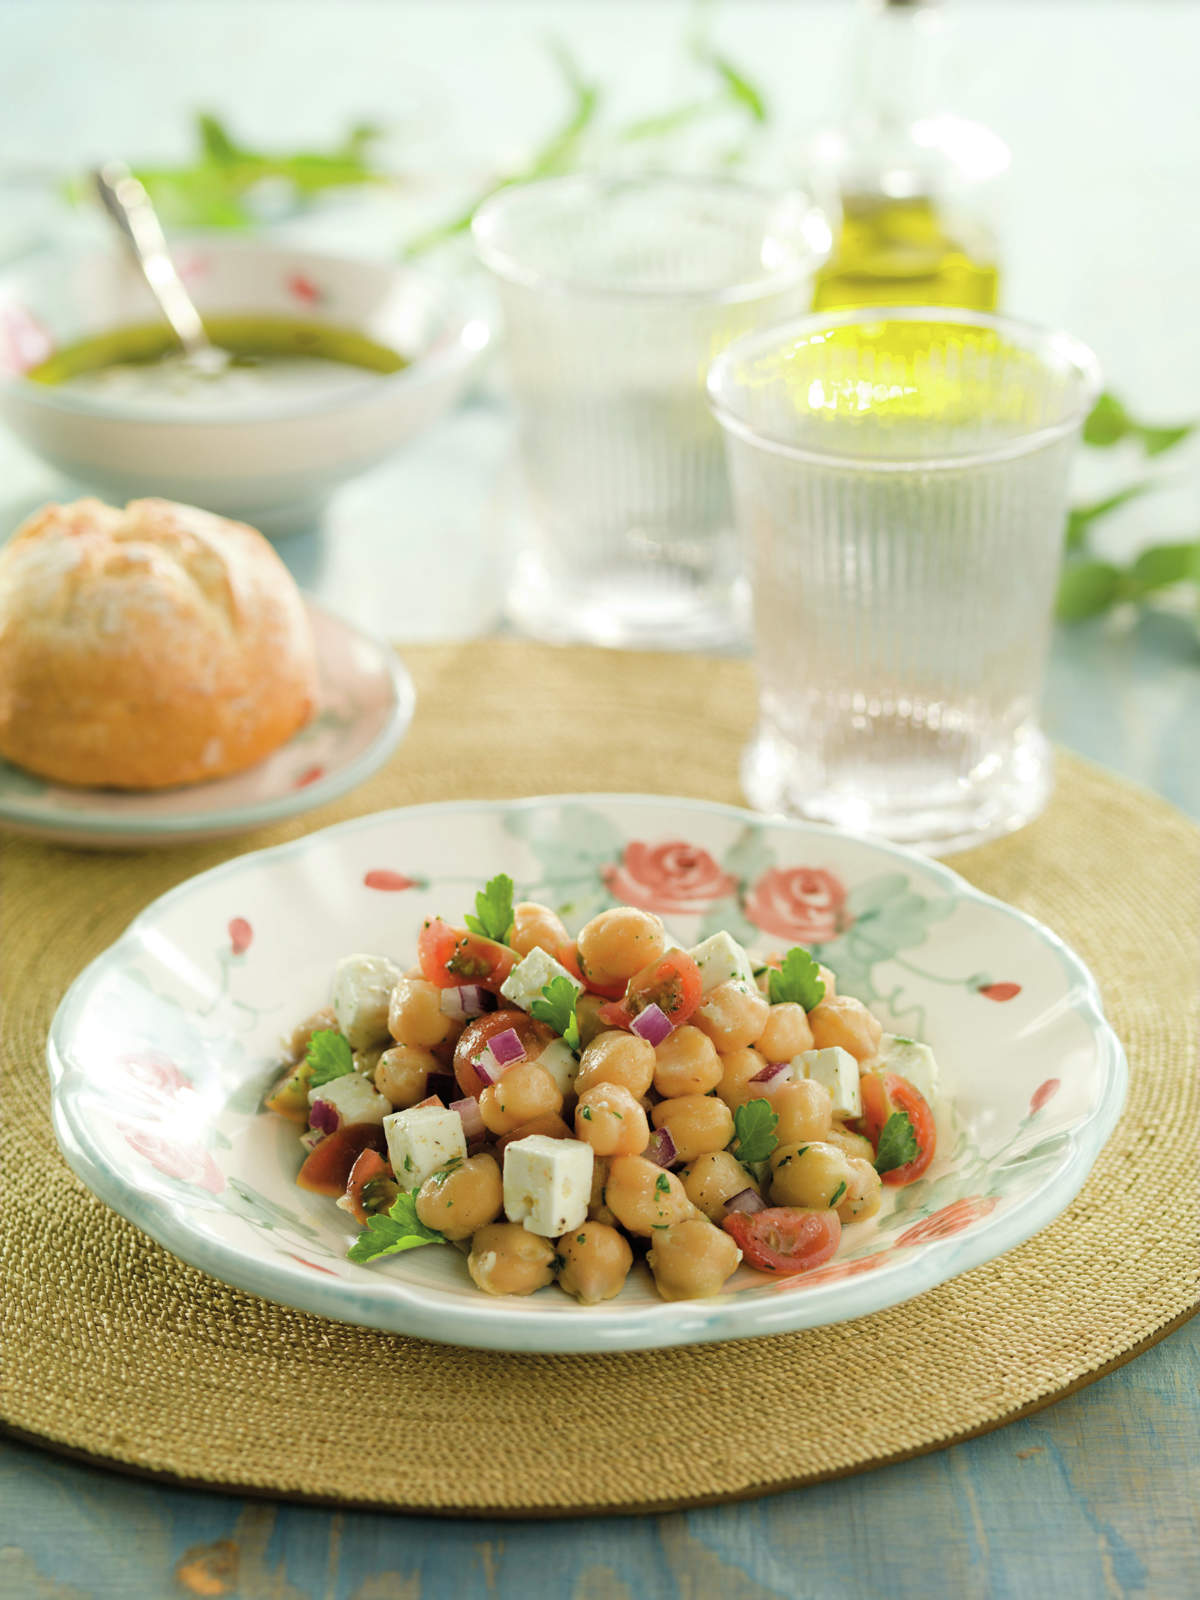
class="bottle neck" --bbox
[850,0,947,130]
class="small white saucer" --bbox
[0,598,413,847]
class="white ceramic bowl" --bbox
[47,795,1126,1352]
[0,238,489,535]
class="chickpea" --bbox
[375,1043,437,1108]
[823,1121,876,1163]
[495,1112,574,1155]
[693,981,770,1053]
[605,1155,694,1235]
[766,1078,833,1146]
[510,900,570,958]
[653,1025,722,1099]
[646,1216,742,1301]
[769,1140,853,1209]
[574,992,609,1051]
[387,977,453,1049]
[467,1222,556,1296]
[556,1221,633,1305]
[588,1156,617,1226]
[681,1150,759,1223]
[808,995,882,1062]
[479,1061,563,1137]
[576,907,667,990]
[651,1094,735,1164]
[285,1006,336,1062]
[837,1157,883,1223]
[575,1030,655,1098]
[715,1047,772,1109]
[415,1153,502,1241]
[756,1002,814,1064]
[574,1082,650,1157]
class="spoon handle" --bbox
[91,163,217,363]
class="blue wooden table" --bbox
[2,4,1198,1595]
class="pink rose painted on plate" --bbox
[602,841,736,915]
[228,917,253,956]
[744,866,849,946]
[118,1053,192,1102]
[120,1125,225,1193]
[897,1195,997,1248]
[978,981,1021,1002]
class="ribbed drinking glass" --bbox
[708,308,1100,852]
[473,176,826,648]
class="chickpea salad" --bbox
[263,875,943,1305]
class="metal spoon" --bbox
[91,162,232,377]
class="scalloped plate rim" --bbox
[46,794,1128,1351]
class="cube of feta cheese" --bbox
[877,1035,940,1106]
[687,931,756,996]
[332,954,401,1051]
[503,1134,593,1237]
[307,1070,391,1128]
[383,1105,467,1191]
[794,1045,862,1119]
[499,946,582,1012]
[534,1037,580,1098]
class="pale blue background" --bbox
[1,2,1197,1596]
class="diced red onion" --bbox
[440,984,496,1021]
[750,1060,790,1084]
[299,1128,326,1152]
[309,1098,339,1134]
[725,1187,766,1215]
[630,1003,673,1047]
[451,1095,486,1147]
[487,1028,526,1070]
[643,1127,677,1168]
[472,1053,495,1087]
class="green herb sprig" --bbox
[463,873,515,944]
[348,1188,448,1263]
[767,947,827,1012]
[530,975,581,1052]
[873,1112,920,1177]
[306,1029,354,1088]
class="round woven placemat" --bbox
[2,642,1197,1517]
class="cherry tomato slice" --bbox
[558,941,626,1001]
[296,1125,385,1197]
[417,917,517,992]
[598,948,704,1030]
[722,1207,842,1276]
[452,1010,555,1100]
[858,1069,936,1187]
[344,1148,397,1224]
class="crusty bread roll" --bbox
[0,497,318,789]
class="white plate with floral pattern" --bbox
[46,795,1126,1351]
[0,598,413,847]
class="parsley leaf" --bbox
[731,1099,779,1165]
[767,947,826,1011]
[874,1111,920,1176]
[347,1189,448,1263]
[306,1029,354,1087]
[530,975,581,1052]
[463,873,515,943]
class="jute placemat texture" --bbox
[2,642,1197,1517]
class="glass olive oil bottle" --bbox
[811,0,1007,313]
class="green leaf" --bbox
[529,975,581,1053]
[731,1098,779,1165]
[767,946,826,1011]
[1056,560,1124,621]
[1064,482,1153,552]
[306,1029,354,1087]
[698,46,769,123]
[1082,392,1133,448]
[1127,541,1200,597]
[347,1188,447,1263]
[463,873,515,943]
[1138,423,1195,458]
[874,1111,920,1176]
